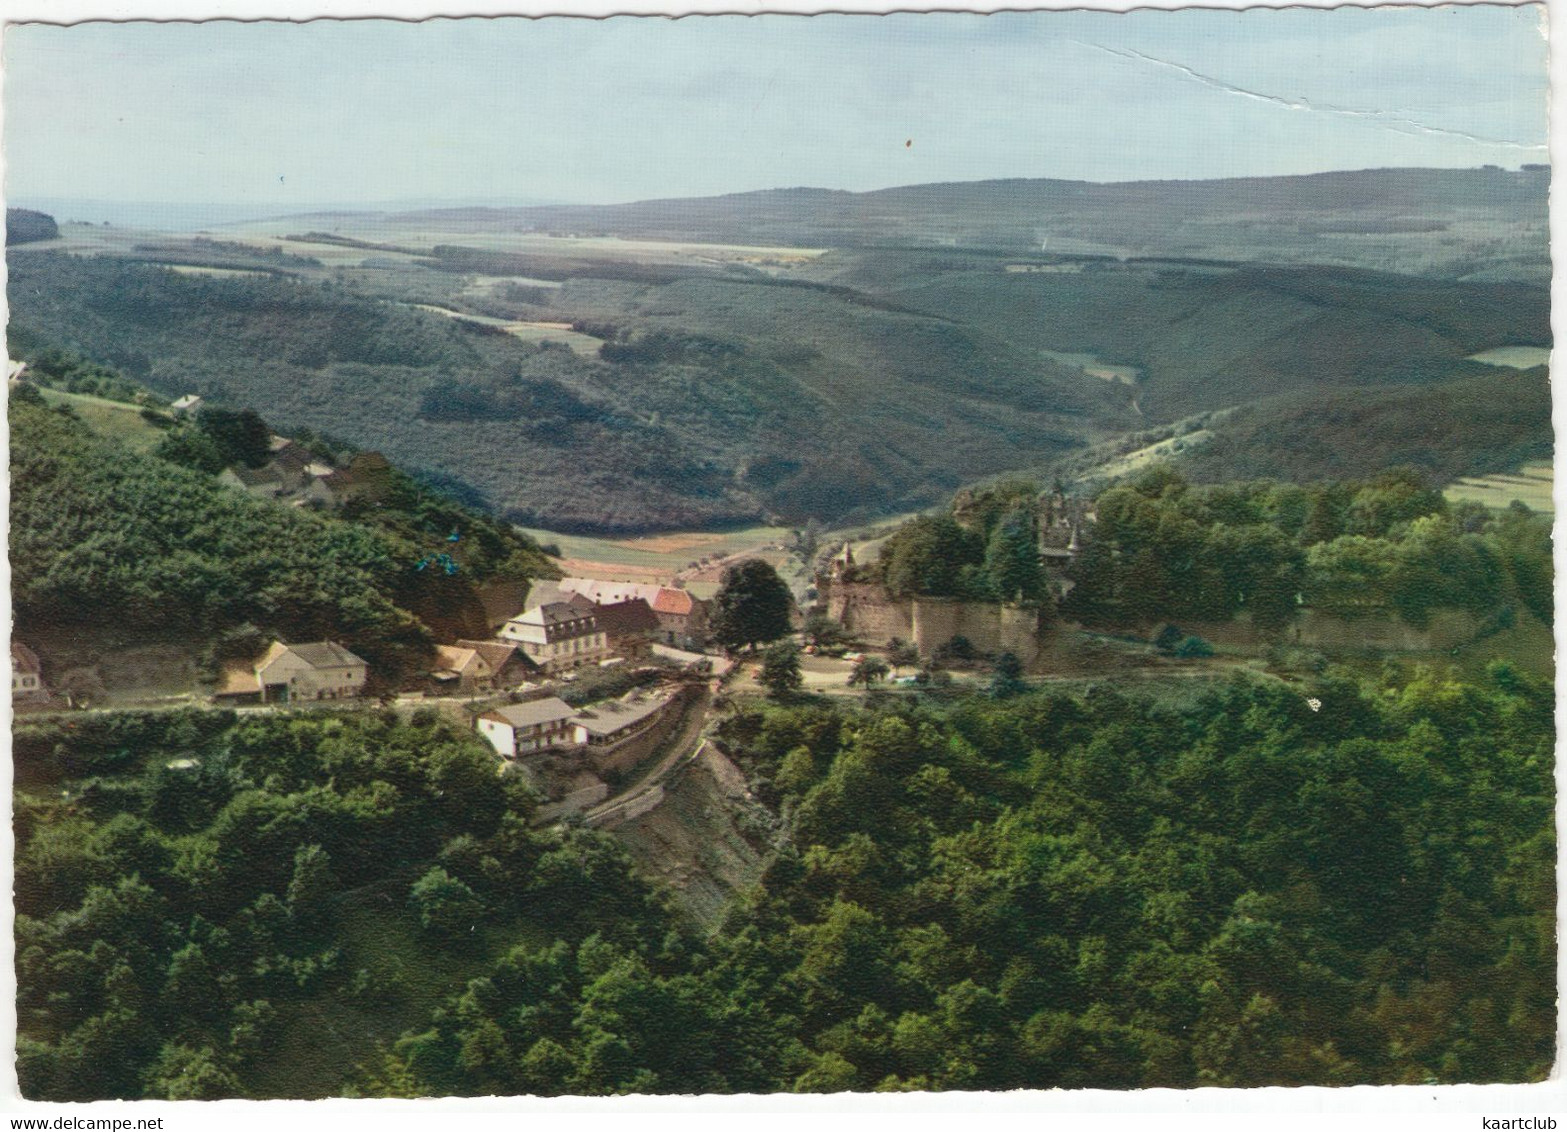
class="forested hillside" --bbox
[852,256,1550,421]
[1178,368,1552,486]
[15,667,1555,1097]
[10,220,1548,532]
[9,251,1128,530]
[9,389,556,687]
[7,207,59,245]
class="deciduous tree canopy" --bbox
[711,559,794,653]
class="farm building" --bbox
[218,464,289,500]
[591,598,661,659]
[428,645,496,696]
[454,639,536,687]
[215,639,367,704]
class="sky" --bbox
[1,5,1550,212]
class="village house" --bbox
[591,598,661,660]
[326,451,394,507]
[215,639,368,704]
[170,393,203,417]
[216,444,394,511]
[556,578,709,649]
[267,439,316,494]
[11,641,47,704]
[476,696,578,757]
[455,639,536,687]
[428,644,495,697]
[498,601,609,673]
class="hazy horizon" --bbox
[4,8,1548,214]
[11,161,1551,233]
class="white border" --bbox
[0,1,1561,1126]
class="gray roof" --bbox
[287,640,366,669]
[534,601,595,627]
[571,695,667,738]
[485,696,576,728]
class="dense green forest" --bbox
[1177,368,1552,486]
[7,206,60,245]
[7,251,1126,530]
[864,258,1550,422]
[1063,468,1553,632]
[10,236,1548,530]
[14,663,1554,1097]
[862,468,1553,637]
[9,389,556,686]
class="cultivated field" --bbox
[411,303,605,354]
[521,523,795,580]
[233,216,831,268]
[1468,345,1551,369]
[158,263,273,278]
[1444,460,1554,512]
[34,388,164,453]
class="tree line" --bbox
[858,467,1552,636]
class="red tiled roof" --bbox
[652,588,695,616]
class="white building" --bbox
[476,696,578,757]
[215,640,367,704]
[11,642,46,703]
[498,601,608,673]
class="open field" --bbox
[1091,428,1214,481]
[159,263,273,278]
[1444,460,1554,512]
[34,387,165,453]
[411,303,605,354]
[461,273,563,294]
[522,523,795,579]
[1039,348,1141,385]
[1468,345,1550,369]
[234,215,831,265]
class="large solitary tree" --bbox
[711,559,794,653]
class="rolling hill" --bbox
[339,166,1551,282]
[8,166,1550,532]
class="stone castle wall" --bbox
[828,582,915,644]
[910,598,1046,668]
[822,580,1047,667]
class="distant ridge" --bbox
[273,166,1547,280]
